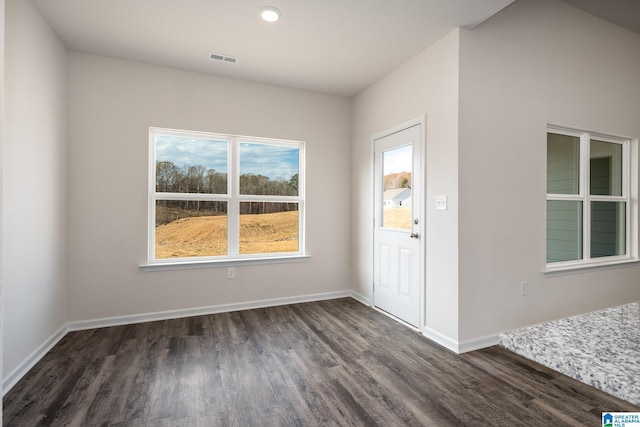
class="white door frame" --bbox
[371,115,426,330]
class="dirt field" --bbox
[155,210,298,258]
[383,207,411,229]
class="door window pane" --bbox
[590,140,622,196]
[547,133,579,194]
[239,202,299,254]
[591,201,625,258]
[239,142,299,196]
[547,200,583,263]
[155,200,227,258]
[382,145,412,229]
[155,135,228,194]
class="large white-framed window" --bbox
[546,125,633,270]
[148,127,305,266]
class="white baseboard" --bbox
[3,324,69,396]
[3,290,355,396]
[458,333,500,353]
[349,290,370,306]
[421,327,500,354]
[421,326,461,353]
[68,290,353,332]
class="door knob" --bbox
[410,232,419,239]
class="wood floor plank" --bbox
[4,298,638,426]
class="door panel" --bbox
[398,247,412,297]
[379,244,391,288]
[373,123,422,327]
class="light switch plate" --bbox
[435,195,447,210]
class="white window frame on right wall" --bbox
[546,125,638,273]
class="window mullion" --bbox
[153,192,228,201]
[547,194,583,201]
[237,194,301,202]
[589,195,626,202]
[624,140,631,258]
[581,133,590,263]
[228,137,239,257]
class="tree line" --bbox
[157,161,298,195]
[156,161,299,221]
[384,172,411,191]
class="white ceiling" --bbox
[31,0,639,97]
[32,0,515,97]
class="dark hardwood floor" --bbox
[4,298,638,426]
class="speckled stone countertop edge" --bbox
[498,301,639,406]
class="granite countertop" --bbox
[499,301,639,406]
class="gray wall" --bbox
[66,53,352,322]
[3,0,69,378]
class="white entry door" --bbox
[373,123,422,327]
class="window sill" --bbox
[543,258,640,276]
[140,254,311,272]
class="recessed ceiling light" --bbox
[259,6,281,23]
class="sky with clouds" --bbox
[239,142,298,181]
[156,135,299,181]
[383,144,412,175]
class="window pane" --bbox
[156,135,228,194]
[591,201,625,258]
[547,200,583,263]
[155,200,227,258]
[382,145,412,229]
[239,202,299,254]
[590,140,623,196]
[547,132,579,194]
[239,142,299,196]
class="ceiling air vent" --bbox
[209,53,238,64]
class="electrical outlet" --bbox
[520,281,528,296]
[227,267,236,279]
